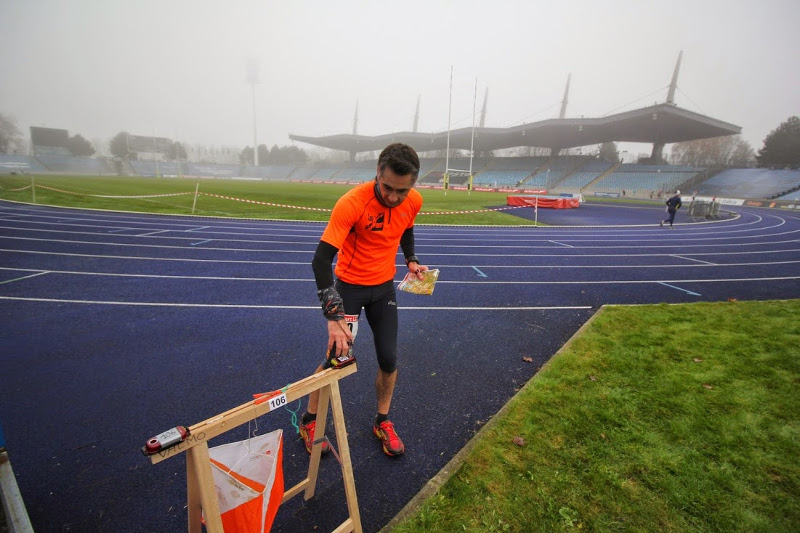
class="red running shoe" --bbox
[373,420,405,457]
[299,419,329,454]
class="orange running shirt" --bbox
[321,180,423,286]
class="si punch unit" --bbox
[328,341,356,369]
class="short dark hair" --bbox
[378,143,420,182]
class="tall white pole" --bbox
[469,77,477,195]
[252,82,258,166]
[247,59,260,167]
[444,66,453,196]
[153,130,160,178]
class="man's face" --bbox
[376,166,415,207]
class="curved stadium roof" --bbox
[289,103,741,155]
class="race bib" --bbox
[345,314,359,342]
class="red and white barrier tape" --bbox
[0,184,32,192]
[36,184,193,198]
[199,192,333,211]
[201,192,528,215]
[26,184,530,216]
[419,205,527,215]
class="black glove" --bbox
[317,286,345,321]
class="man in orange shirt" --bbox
[300,143,428,457]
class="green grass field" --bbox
[0,174,540,225]
[390,301,800,532]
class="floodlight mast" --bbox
[651,50,683,162]
[350,100,359,162]
[153,131,160,178]
[445,66,453,196]
[559,74,571,119]
[469,77,477,194]
[246,60,260,166]
[413,95,420,133]
[666,50,682,105]
[479,87,488,128]
[352,100,359,135]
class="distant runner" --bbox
[661,190,682,229]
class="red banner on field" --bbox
[507,195,579,209]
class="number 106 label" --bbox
[268,393,287,410]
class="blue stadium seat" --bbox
[697,168,800,198]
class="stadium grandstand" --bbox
[4,151,800,206]
[4,52,799,206]
[30,126,71,157]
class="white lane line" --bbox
[138,230,170,236]
[549,241,574,247]
[3,248,799,268]
[4,234,800,257]
[671,254,717,265]
[0,249,308,264]
[0,296,591,311]
[428,261,800,269]
[1,267,798,285]
[437,276,800,284]
[0,212,325,233]
[424,248,800,257]
[0,271,49,285]
[4,229,800,250]
[185,226,209,232]
[190,239,213,246]
[0,267,312,281]
[0,235,316,249]
[403,306,592,311]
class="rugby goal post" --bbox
[443,69,478,195]
[147,364,361,533]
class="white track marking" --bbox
[0,271,49,285]
[0,295,591,311]
[2,235,799,255]
[1,267,797,285]
[2,247,798,268]
[670,255,717,265]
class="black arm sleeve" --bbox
[399,226,416,261]
[312,240,338,290]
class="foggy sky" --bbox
[1,0,798,156]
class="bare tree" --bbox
[109,132,132,159]
[598,142,619,162]
[240,146,255,165]
[0,113,23,154]
[168,141,187,161]
[671,135,754,167]
[67,134,95,157]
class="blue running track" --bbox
[1,199,799,532]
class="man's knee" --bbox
[377,352,397,374]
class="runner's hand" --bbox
[327,319,353,357]
[408,261,429,281]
